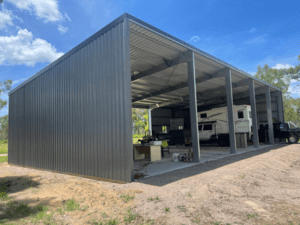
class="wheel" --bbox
[288,135,299,144]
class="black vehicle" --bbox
[273,122,300,144]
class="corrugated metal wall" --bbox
[8,19,133,183]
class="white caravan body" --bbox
[197,105,253,142]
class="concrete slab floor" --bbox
[133,143,273,180]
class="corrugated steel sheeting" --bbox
[8,19,133,183]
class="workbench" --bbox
[133,144,161,162]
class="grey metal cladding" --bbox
[8,20,133,183]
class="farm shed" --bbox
[8,13,284,183]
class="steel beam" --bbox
[132,68,227,103]
[148,80,268,109]
[249,79,259,148]
[225,69,237,154]
[266,87,275,144]
[147,109,152,136]
[187,51,200,163]
[131,53,188,82]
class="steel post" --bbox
[266,87,275,144]
[187,51,200,162]
[225,69,237,154]
[147,109,152,136]
[248,80,259,148]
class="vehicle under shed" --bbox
[8,13,284,183]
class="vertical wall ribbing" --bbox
[8,21,133,182]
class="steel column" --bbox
[276,91,284,122]
[266,87,275,144]
[147,109,152,136]
[187,51,200,162]
[225,69,237,154]
[248,80,259,148]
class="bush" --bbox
[133,135,144,138]
[0,139,8,144]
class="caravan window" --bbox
[238,111,244,119]
[203,124,213,130]
[200,113,207,118]
[198,125,203,131]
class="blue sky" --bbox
[0,0,299,117]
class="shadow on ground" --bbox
[0,176,55,224]
[135,143,292,187]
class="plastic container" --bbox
[173,153,180,162]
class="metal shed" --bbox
[8,13,284,183]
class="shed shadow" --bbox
[0,175,55,223]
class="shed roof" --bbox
[9,13,280,110]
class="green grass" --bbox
[164,207,170,212]
[64,199,81,211]
[177,205,186,212]
[123,210,138,223]
[120,195,135,203]
[247,213,257,219]
[0,156,8,163]
[0,143,8,154]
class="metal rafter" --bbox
[132,68,227,103]
[131,52,189,81]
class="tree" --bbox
[132,108,149,135]
[0,80,13,140]
[0,115,8,140]
[0,80,13,111]
[254,55,300,124]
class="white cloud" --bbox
[190,36,200,43]
[12,77,28,86]
[288,82,300,96]
[245,35,267,45]
[249,28,256,33]
[7,0,62,22]
[0,10,14,29]
[272,63,295,70]
[64,13,71,22]
[0,29,64,66]
[58,24,68,34]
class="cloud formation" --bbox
[0,29,64,66]
[7,0,62,22]
[272,63,295,70]
[190,36,200,43]
[58,24,68,34]
[0,10,14,29]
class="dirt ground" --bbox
[0,143,300,225]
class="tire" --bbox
[288,135,299,144]
[218,135,229,147]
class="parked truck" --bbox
[198,105,253,146]
[259,122,300,144]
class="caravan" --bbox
[198,105,253,146]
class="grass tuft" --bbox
[0,156,8,163]
[247,213,257,219]
[120,195,135,203]
[123,209,138,223]
[64,199,81,211]
[177,205,186,212]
